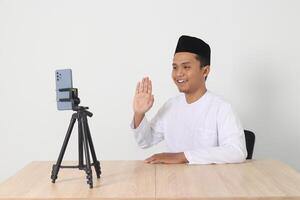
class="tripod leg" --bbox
[81,116,93,188]
[85,117,101,178]
[51,113,77,183]
[78,113,84,169]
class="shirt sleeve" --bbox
[130,103,168,149]
[184,103,248,164]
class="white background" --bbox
[0,0,300,181]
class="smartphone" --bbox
[55,69,73,110]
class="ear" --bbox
[203,65,210,78]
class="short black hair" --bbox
[194,54,209,80]
[195,54,210,68]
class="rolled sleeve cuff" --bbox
[130,116,148,133]
[184,150,210,165]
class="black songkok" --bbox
[175,35,211,65]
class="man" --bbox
[131,35,247,164]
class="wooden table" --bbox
[0,160,300,200]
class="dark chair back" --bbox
[244,130,255,159]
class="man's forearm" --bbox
[133,113,145,128]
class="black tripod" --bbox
[51,105,101,188]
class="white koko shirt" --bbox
[131,91,247,164]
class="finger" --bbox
[148,79,152,94]
[145,78,149,94]
[135,82,140,95]
[143,77,147,93]
[149,156,164,164]
[145,77,149,93]
[150,160,163,164]
[144,158,152,164]
[145,159,153,164]
[139,79,143,93]
[144,77,148,93]
[145,154,156,163]
[141,78,145,93]
[145,156,153,163]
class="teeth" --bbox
[177,80,185,83]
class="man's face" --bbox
[172,52,209,94]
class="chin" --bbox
[177,87,188,93]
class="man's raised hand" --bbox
[133,77,154,115]
[132,77,154,128]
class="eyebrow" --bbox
[172,61,192,66]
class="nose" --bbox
[175,67,184,77]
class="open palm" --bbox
[133,77,154,115]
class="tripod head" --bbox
[73,105,93,117]
[58,88,92,117]
[57,88,82,111]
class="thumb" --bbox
[149,95,154,106]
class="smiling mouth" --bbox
[176,79,187,84]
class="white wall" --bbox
[0,0,300,181]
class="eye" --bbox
[184,66,191,69]
[172,66,177,70]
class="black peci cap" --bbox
[175,35,211,65]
